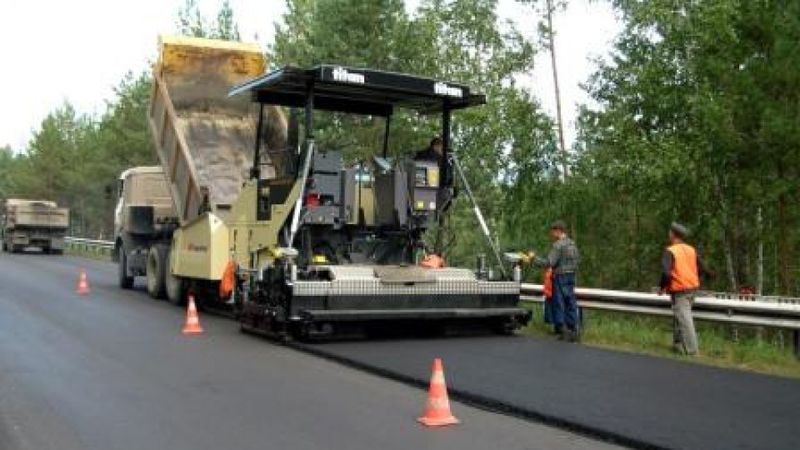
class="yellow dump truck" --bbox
[2,199,69,254]
[135,35,529,339]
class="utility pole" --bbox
[542,0,576,241]
[545,0,569,179]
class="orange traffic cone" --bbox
[76,270,90,295]
[417,358,459,427]
[181,293,204,335]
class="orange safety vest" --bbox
[420,254,445,269]
[219,260,236,299]
[543,268,554,299]
[667,243,699,293]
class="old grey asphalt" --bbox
[0,251,620,450]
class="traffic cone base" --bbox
[182,295,204,335]
[418,358,459,427]
[76,270,90,295]
[417,414,460,427]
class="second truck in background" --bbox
[2,199,69,254]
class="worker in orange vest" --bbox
[659,222,709,356]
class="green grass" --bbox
[521,303,800,379]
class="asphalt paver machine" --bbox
[226,66,530,338]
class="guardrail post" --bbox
[793,330,799,360]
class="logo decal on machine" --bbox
[434,82,463,98]
[332,67,365,84]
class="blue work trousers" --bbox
[552,273,578,331]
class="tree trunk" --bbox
[777,162,793,294]
[545,0,569,180]
[774,239,780,293]
[756,206,764,295]
[714,176,738,291]
[633,196,643,289]
[777,192,792,295]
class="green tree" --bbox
[214,0,241,41]
[21,103,86,202]
[176,0,241,41]
[177,0,209,38]
[0,145,18,200]
[571,0,800,294]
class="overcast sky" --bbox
[0,0,620,151]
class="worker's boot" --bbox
[567,328,581,343]
[555,326,567,341]
[558,328,572,342]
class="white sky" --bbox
[0,0,620,151]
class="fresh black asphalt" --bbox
[298,333,800,450]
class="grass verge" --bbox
[521,303,800,379]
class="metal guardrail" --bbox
[700,291,800,305]
[521,283,800,356]
[64,236,114,255]
[521,283,800,328]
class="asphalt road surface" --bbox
[0,251,620,450]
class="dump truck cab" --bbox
[223,65,530,338]
[114,167,176,241]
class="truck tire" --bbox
[118,247,134,289]
[146,245,168,299]
[165,251,185,306]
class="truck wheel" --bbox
[118,247,134,289]
[165,251,185,306]
[146,245,168,299]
